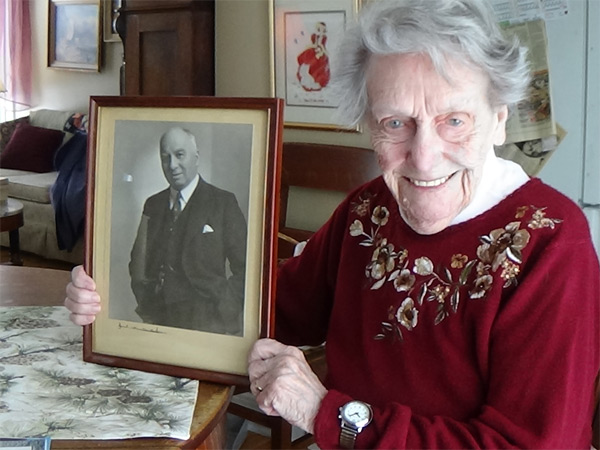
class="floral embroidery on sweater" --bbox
[348,194,562,342]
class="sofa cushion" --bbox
[30,109,78,132]
[0,116,29,154]
[0,122,65,173]
[30,109,86,146]
[2,170,58,204]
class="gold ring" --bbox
[256,385,263,392]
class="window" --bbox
[0,0,32,122]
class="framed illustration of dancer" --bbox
[272,0,361,131]
[83,96,284,385]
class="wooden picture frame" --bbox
[84,96,284,386]
[272,0,360,131]
[48,0,102,71]
[102,0,121,43]
[0,438,50,450]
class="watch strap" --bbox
[340,424,359,449]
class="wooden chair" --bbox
[276,142,381,259]
[227,142,380,449]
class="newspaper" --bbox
[494,18,568,176]
[502,19,557,144]
[491,0,569,24]
[496,123,566,176]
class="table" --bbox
[0,265,234,449]
[0,198,24,265]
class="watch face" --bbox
[341,401,372,428]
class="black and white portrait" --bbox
[106,121,252,336]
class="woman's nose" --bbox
[409,125,444,173]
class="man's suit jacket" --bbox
[129,177,247,333]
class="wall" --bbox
[26,0,343,229]
[29,0,368,145]
[29,0,597,241]
[29,0,121,112]
[215,0,599,243]
[215,0,372,231]
[215,0,370,150]
[29,0,594,162]
[527,0,599,253]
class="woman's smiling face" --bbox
[366,53,508,235]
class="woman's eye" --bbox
[376,117,415,142]
[437,113,473,142]
[384,118,404,129]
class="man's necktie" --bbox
[172,192,182,221]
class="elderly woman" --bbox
[66,0,599,448]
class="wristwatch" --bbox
[338,400,373,449]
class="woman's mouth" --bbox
[406,173,453,187]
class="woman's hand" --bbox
[64,265,101,325]
[248,338,327,434]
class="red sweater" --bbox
[276,177,599,449]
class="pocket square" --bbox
[203,224,214,233]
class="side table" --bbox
[0,198,24,265]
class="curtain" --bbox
[0,0,32,116]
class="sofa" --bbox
[0,109,86,264]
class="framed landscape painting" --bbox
[84,96,283,385]
[48,0,102,71]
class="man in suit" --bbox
[129,126,247,335]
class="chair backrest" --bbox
[278,142,381,259]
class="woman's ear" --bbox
[493,105,509,146]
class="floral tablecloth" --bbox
[0,306,199,440]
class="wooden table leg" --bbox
[8,229,23,265]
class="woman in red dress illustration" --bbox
[296,22,330,92]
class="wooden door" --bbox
[119,0,215,96]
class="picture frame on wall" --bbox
[102,0,122,43]
[0,437,51,450]
[272,0,361,131]
[84,96,283,385]
[48,0,102,71]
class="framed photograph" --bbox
[0,438,50,450]
[272,0,361,131]
[102,0,121,42]
[48,0,102,71]
[83,96,284,386]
